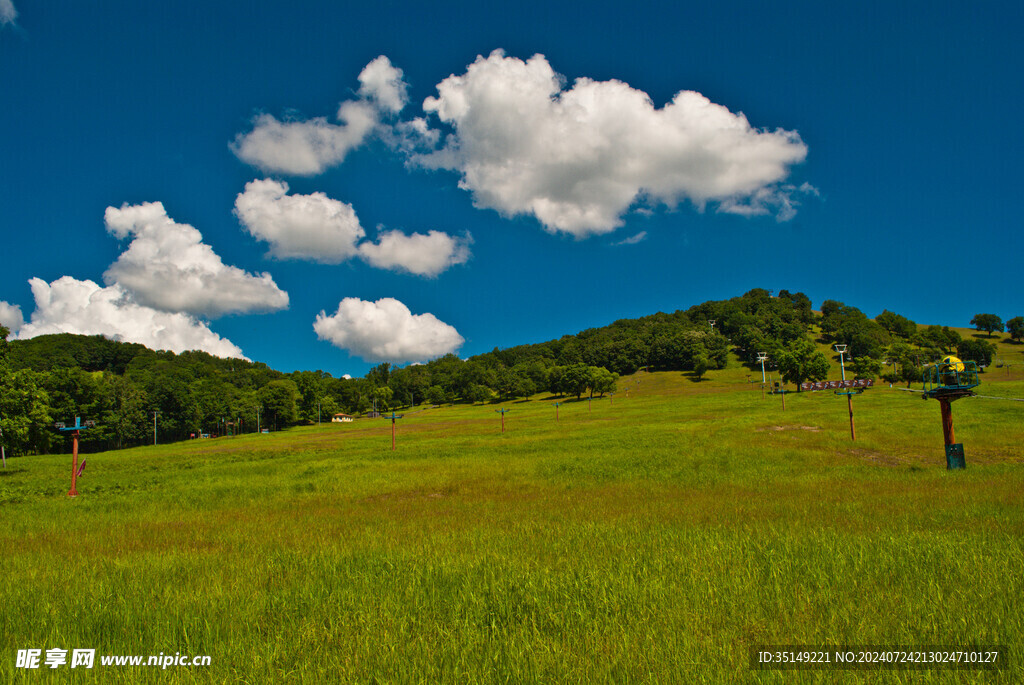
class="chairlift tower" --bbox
[756,352,768,384]
[54,417,95,497]
[921,356,979,469]
[757,350,765,397]
[495,407,510,433]
[385,411,404,450]
[834,344,848,381]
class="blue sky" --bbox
[1,1,1021,377]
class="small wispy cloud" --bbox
[613,231,647,246]
[0,0,18,26]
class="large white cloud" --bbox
[418,50,810,236]
[103,201,288,318]
[0,300,24,332]
[14,277,246,359]
[358,229,470,277]
[313,297,463,363]
[0,0,16,26]
[234,179,365,262]
[231,56,408,176]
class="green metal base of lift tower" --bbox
[945,443,966,470]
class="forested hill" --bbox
[1,288,1018,456]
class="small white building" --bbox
[331,413,354,423]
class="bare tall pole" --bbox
[153,410,159,446]
[848,393,856,440]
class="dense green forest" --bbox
[0,288,1012,456]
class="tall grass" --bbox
[1,366,1021,682]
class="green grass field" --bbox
[2,353,1022,683]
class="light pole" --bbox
[834,344,848,381]
[152,410,160,446]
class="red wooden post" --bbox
[939,399,955,446]
[68,430,80,497]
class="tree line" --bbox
[1,291,1018,456]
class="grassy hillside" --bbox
[1,363,1022,682]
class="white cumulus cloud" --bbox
[313,297,463,363]
[14,277,247,359]
[230,104,376,176]
[357,55,408,114]
[418,50,809,237]
[234,179,470,275]
[0,0,16,26]
[231,56,408,176]
[0,300,24,332]
[234,179,365,262]
[358,229,471,277]
[103,201,289,318]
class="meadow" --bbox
[1,342,1022,683]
